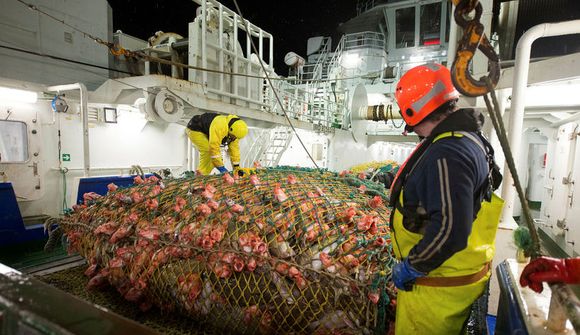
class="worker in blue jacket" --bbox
[389,63,504,334]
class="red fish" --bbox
[205,184,217,193]
[210,226,225,243]
[358,185,367,194]
[249,174,260,186]
[232,256,245,272]
[246,257,257,272]
[231,203,244,213]
[131,191,144,204]
[110,225,133,243]
[201,189,214,199]
[287,174,297,184]
[94,221,118,235]
[196,203,212,217]
[274,184,288,202]
[207,200,219,211]
[368,195,383,208]
[149,185,162,197]
[243,305,259,325]
[138,227,161,240]
[342,207,357,222]
[133,175,145,184]
[146,198,159,210]
[146,175,160,184]
[368,292,380,304]
[107,183,118,192]
[374,237,386,247]
[223,173,235,185]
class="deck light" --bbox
[0,87,38,103]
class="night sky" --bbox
[106,0,356,75]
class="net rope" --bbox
[61,167,396,334]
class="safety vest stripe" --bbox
[211,155,221,159]
[412,157,454,262]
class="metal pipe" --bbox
[187,135,193,171]
[446,4,458,68]
[47,83,89,177]
[170,39,189,50]
[49,165,183,172]
[550,112,580,128]
[201,0,207,87]
[501,19,580,222]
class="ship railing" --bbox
[343,32,385,51]
[302,37,332,81]
[262,78,338,129]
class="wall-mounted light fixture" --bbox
[0,87,38,104]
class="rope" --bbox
[231,0,320,169]
[14,0,365,84]
[481,78,541,257]
[482,78,580,332]
[60,168,396,333]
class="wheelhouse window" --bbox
[396,7,416,48]
[0,120,28,163]
[420,2,442,46]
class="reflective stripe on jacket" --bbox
[187,113,241,167]
[392,131,503,277]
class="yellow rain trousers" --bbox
[392,132,504,334]
[186,114,241,175]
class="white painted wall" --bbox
[541,122,578,239]
[0,94,196,218]
[327,130,414,172]
[278,129,328,168]
[0,0,111,90]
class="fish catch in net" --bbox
[61,167,397,334]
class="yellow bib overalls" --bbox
[392,132,504,334]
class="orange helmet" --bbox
[395,63,459,127]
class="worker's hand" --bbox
[216,166,228,174]
[233,164,243,176]
[520,257,580,293]
[393,258,425,291]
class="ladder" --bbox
[259,127,293,167]
[242,127,293,168]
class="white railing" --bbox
[191,0,343,132]
[343,31,385,51]
[302,37,332,81]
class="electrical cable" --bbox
[15,0,347,168]
[0,44,137,76]
[231,0,319,169]
[14,0,365,84]
[387,104,404,128]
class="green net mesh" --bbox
[349,161,400,175]
[61,168,396,334]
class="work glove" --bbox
[520,256,580,293]
[233,164,243,176]
[216,166,228,174]
[393,258,425,291]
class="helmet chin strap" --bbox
[228,117,240,132]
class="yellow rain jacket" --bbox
[186,113,242,175]
[389,115,503,335]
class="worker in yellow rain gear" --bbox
[186,113,248,175]
[389,63,504,334]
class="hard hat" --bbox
[229,118,248,139]
[394,63,459,127]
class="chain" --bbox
[450,0,500,97]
